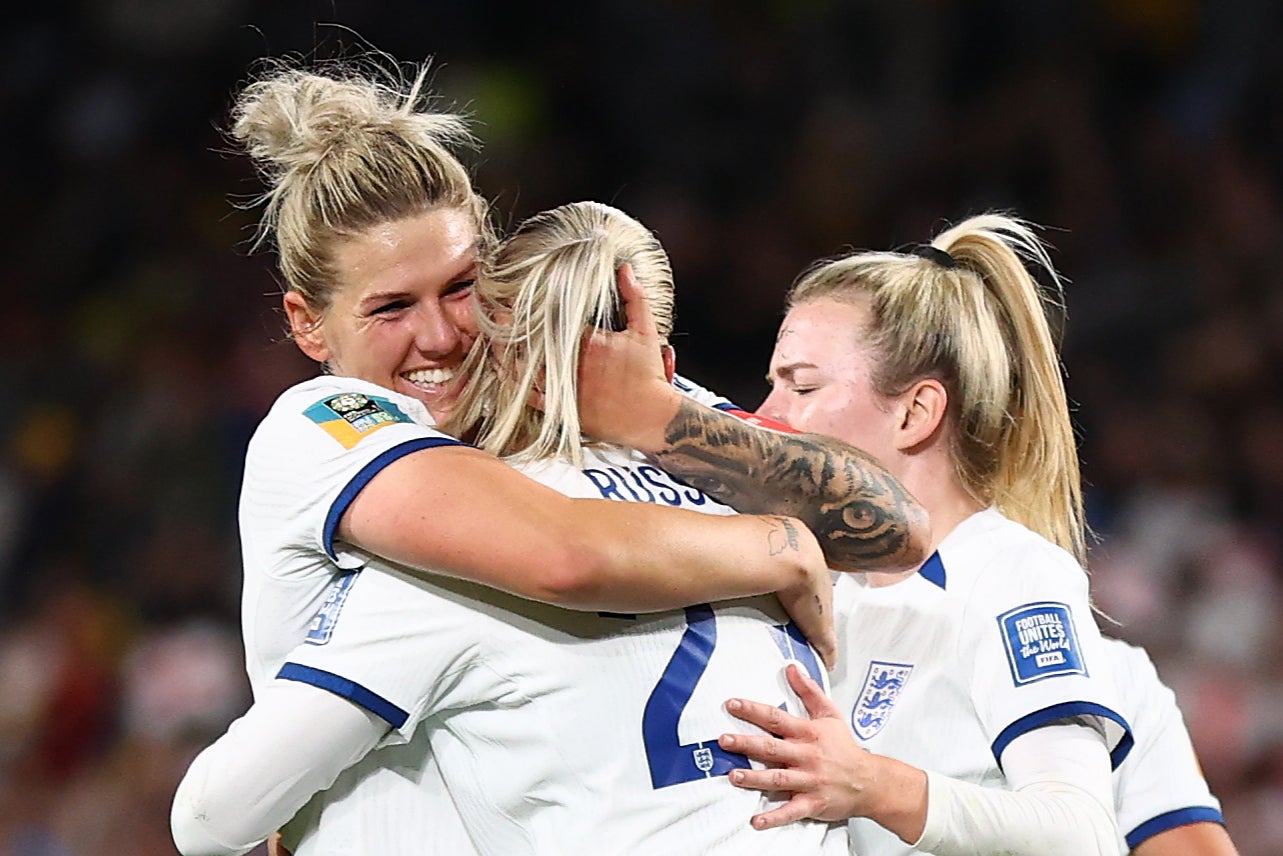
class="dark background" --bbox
[2,2,1280,853]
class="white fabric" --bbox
[238,376,464,692]
[671,373,738,410]
[182,391,847,856]
[170,681,386,856]
[828,508,1132,856]
[1105,637,1224,850]
[277,443,845,856]
[916,723,1119,855]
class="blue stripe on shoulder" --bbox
[277,662,409,729]
[323,436,466,560]
[991,701,1133,770]
[1126,807,1225,849]
[713,402,741,412]
[918,551,946,589]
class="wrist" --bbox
[867,755,929,845]
[613,382,683,453]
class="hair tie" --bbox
[911,244,957,269]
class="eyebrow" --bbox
[765,361,818,383]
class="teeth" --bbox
[406,368,456,385]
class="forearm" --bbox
[913,724,1119,856]
[559,502,818,611]
[642,399,928,573]
[171,682,386,856]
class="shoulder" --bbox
[265,376,436,429]
[944,509,1087,600]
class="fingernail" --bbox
[731,770,744,783]
[726,699,742,712]
[720,734,736,748]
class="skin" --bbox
[715,296,986,841]
[576,274,931,575]
[274,207,838,659]
[1132,823,1239,856]
[283,207,480,424]
[724,297,1239,855]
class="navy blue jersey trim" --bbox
[323,436,466,560]
[1126,807,1225,849]
[713,402,742,412]
[918,551,946,589]
[991,701,1133,770]
[277,662,409,729]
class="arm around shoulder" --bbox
[337,443,836,663]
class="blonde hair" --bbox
[789,213,1086,564]
[229,59,490,310]
[449,201,674,465]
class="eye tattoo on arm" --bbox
[650,400,928,573]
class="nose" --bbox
[412,300,465,356]
[756,388,787,423]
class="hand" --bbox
[766,519,836,671]
[267,832,293,856]
[576,264,682,450]
[719,664,924,833]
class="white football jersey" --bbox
[1105,637,1224,851]
[829,508,1132,856]
[238,376,467,692]
[268,439,844,855]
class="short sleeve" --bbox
[276,563,484,746]
[961,545,1132,771]
[243,378,468,572]
[1108,639,1224,849]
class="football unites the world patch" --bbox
[307,572,358,645]
[998,601,1087,685]
[304,393,413,449]
[850,661,913,740]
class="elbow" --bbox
[900,507,932,569]
[170,751,257,856]
[825,504,932,574]
[520,539,615,608]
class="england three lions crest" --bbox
[851,661,913,741]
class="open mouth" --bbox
[404,367,458,390]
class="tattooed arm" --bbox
[648,397,928,573]
[577,267,929,574]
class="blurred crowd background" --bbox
[2,1,1281,853]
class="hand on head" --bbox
[576,264,682,449]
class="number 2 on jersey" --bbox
[641,604,823,789]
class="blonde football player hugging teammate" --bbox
[169,52,931,856]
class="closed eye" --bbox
[371,300,411,315]
[443,279,475,298]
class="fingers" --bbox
[724,698,814,740]
[747,801,818,831]
[616,264,660,339]
[785,663,843,719]
[728,765,815,795]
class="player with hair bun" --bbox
[169,51,929,855]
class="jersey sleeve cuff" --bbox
[322,436,466,561]
[1125,806,1226,850]
[277,662,409,730]
[991,701,1133,770]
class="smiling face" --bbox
[757,297,903,468]
[285,207,481,423]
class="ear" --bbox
[895,378,947,451]
[283,291,330,364]
[660,344,676,383]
